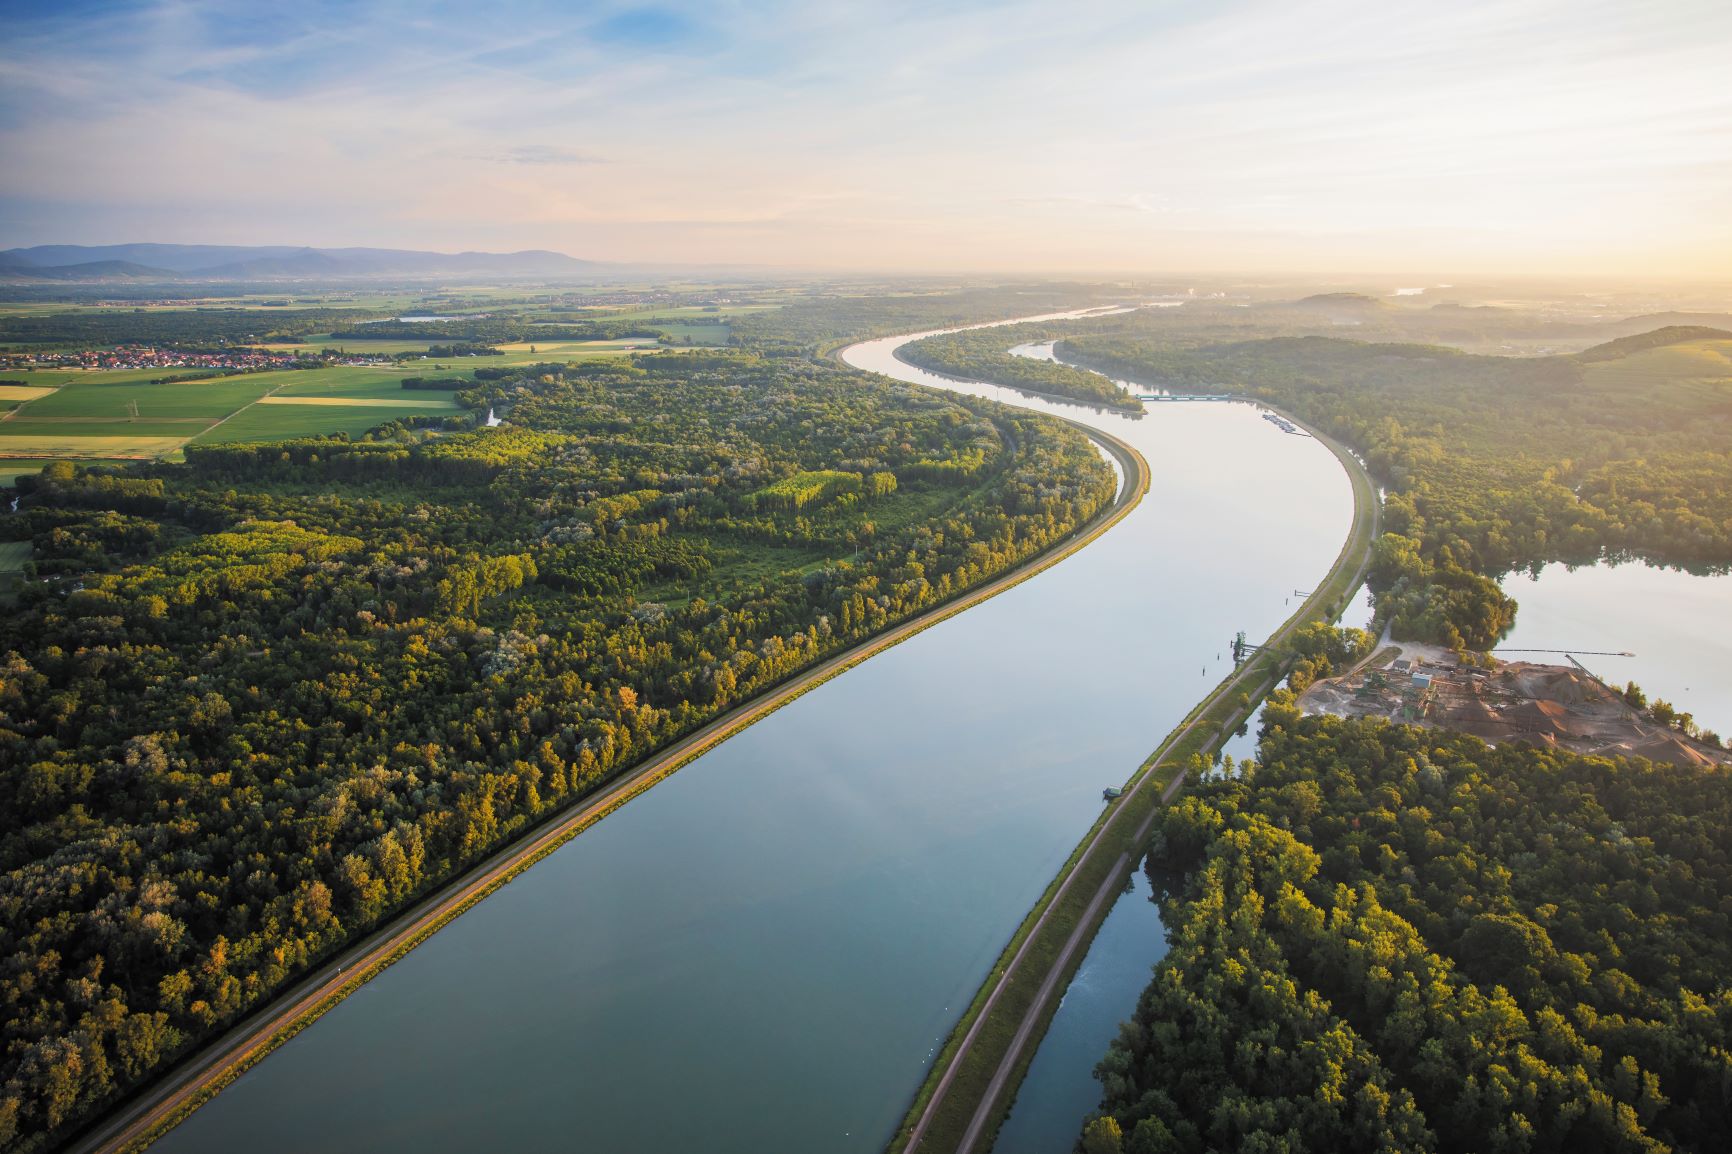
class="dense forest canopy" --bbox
[0,309,381,348]
[0,349,1114,1149]
[899,327,1143,412]
[1086,699,1732,1154]
[1055,325,1732,648]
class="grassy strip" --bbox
[888,413,1379,1154]
[83,419,1150,1154]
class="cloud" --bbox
[0,0,1728,276]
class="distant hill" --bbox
[1576,324,1732,363]
[1592,311,1732,339]
[0,244,599,281]
[1271,292,1394,323]
[1288,292,1391,309]
[2,259,174,280]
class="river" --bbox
[150,310,1357,1154]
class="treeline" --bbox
[0,308,375,348]
[899,329,1143,412]
[0,353,1114,1149]
[325,319,662,342]
[730,285,1121,353]
[1060,327,1732,648]
[1084,699,1732,1153]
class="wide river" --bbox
[153,311,1357,1153]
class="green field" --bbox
[255,395,457,409]
[274,375,454,400]
[653,323,731,344]
[0,540,31,573]
[5,367,198,387]
[0,459,45,485]
[1,418,214,436]
[192,403,454,444]
[0,433,190,459]
[0,362,472,472]
[18,377,273,419]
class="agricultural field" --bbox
[0,459,53,485]
[17,375,273,418]
[0,433,189,459]
[0,386,59,405]
[654,322,731,344]
[0,539,30,598]
[193,403,452,443]
[0,363,467,472]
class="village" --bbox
[0,342,392,374]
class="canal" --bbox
[151,311,1358,1154]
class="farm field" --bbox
[18,376,273,419]
[0,363,471,470]
[654,322,731,344]
[192,402,457,443]
[0,433,188,459]
[254,395,458,408]
[0,385,59,402]
[0,540,32,572]
[0,459,44,485]
[3,367,195,387]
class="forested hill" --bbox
[1083,699,1732,1154]
[1574,325,1732,363]
[0,352,1114,1149]
[1059,327,1732,649]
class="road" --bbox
[64,405,1151,1154]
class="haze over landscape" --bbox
[3,0,1731,275]
[4,4,1732,1154]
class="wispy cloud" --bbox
[0,0,1728,275]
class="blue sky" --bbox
[1,0,1729,275]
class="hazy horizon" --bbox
[4,0,1730,278]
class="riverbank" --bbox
[65,411,1152,1154]
[887,413,1379,1154]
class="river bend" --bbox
[152,311,1356,1153]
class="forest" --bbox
[898,327,1143,412]
[1057,325,1732,649]
[0,349,1114,1149]
[323,318,663,343]
[1084,697,1732,1154]
[0,309,374,348]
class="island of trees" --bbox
[898,328,1144,413]
[0,349,1114,1148]
[1083,694,1732,1153]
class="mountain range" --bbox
[0,244,598,281]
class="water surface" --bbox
[1499,561,1732,739]
[154,311,1355,1154]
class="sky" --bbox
[1,0,1729,276]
